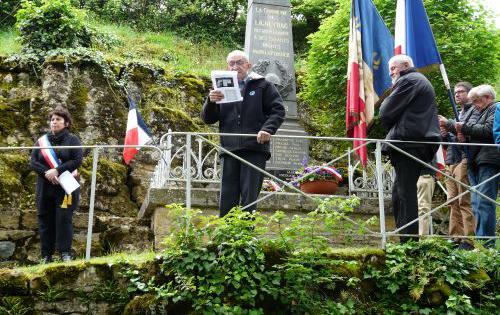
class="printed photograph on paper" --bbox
[211,70,242,103]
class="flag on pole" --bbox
[123,96,152,164]
[394,0,441,69]
[394,0,447,172]
[346,0,394,166]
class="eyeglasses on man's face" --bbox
[228,59,247,67]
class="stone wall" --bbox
[0,249,385,314]
[0,56,211,266]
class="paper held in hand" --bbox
[211,70,243,103]
[58,170,80,195]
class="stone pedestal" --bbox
[245,0,309,178]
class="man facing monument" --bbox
[379,54,440,243]
[202,50,285,217]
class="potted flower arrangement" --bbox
[294,164,343,195]
[261,179,282,192]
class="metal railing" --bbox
[0,144,163,261]
[150,131,499,248]
[1,135,497,263]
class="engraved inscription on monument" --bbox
[245,0,309,175]
[270,136,308,169]
[245,0,297,116]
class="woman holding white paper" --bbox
[30,106,82,263]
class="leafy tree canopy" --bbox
[301,0,500,139]
[16,0,92,52]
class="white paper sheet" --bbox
[211,70,243,103]
[58,170,80,195]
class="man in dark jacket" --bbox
[438,82,474,249]
[456,84,499,247]
[202,50,285,217]
[379,54,440,243]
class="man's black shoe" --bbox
[458,242,474,251]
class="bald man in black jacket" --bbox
[380,55,440,243]
[202,50,285,217]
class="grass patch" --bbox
[0,23,234,76]
[0,28,20,56]
[15,250,156,277]
[96,23,232,75]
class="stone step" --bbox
[139,187,393,219]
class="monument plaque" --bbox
[245,0,309,177]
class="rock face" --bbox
[0,249,386,314]
[0,56,210,264]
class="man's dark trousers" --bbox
[390,147,434,243]
[219,150,267,217]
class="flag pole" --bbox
[438,64,459,120]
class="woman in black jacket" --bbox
[30,106,83,263]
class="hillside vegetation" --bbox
[0,24,231,76]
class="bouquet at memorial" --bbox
[262,179,282,192]
[294,163,343,186]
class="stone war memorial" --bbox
[0,0,498,314]
[246,0,309,179]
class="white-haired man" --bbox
[456,84,499,247]
[202,50,285,217]
[379,54,441,243]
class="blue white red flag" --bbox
[123,96,152,164]
[395,0,446,170]
[346,0,394,166]
[394,0,441,69]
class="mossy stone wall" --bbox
[0,56,212,265]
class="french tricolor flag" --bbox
[346,0,393,166]
[123,96,152,165]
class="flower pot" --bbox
[299,180,339,195]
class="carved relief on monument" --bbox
[252,59,294,99]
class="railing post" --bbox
[164,129,172,187]
[85,147,99,261]
[185,133,192,209]
[375,141,387,249]
[347,147,352,197]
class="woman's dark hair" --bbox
[49,106,72,129]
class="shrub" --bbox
[16,0,92,52]
[365,238,499,314]
[74,0,247,45]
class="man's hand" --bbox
[440,126,448,138]
[257,130,271,144]
[45,169,59,185]
[438,115,447,127]
[455,122,463,133]
[209,90,224,103]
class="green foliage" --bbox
[364,238,500,314]
[0,0,22,27]
[15,0,93,52]
[291,0,338,52]
[302,0,500,140]
[121,200,377,314]
[75,0,247,45]
[0,296,32,315]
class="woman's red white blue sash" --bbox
[38,134,61,168]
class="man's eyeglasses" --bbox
[228,59,247,67]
